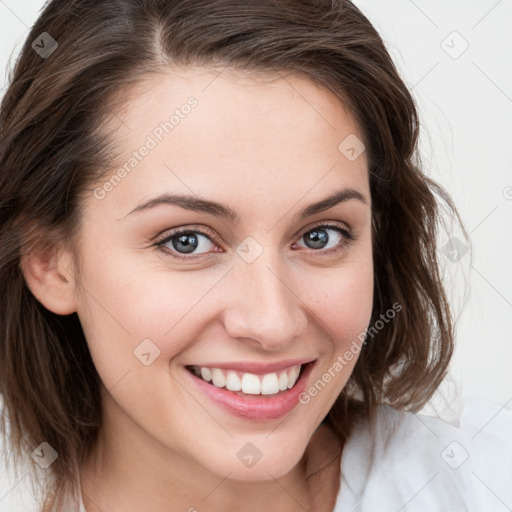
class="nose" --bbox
[222,255,308,351]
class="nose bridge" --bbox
[223,248,307,348]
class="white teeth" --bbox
[226,370,242,391]
[261,373,280,395]
[200,367,212,382]
[287,365,300,389]
[241,373,261,394]
[278,371,288,391]
[211,368,226,388]
[192,364,303,395]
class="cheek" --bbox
[75,250,230,382]
[293,259,374,411]
[303,259,374,345]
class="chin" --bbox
[195,430,311,482]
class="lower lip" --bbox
[183,362,315,421]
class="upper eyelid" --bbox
[293,219,352,238]
[154,224,218,245]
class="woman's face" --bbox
[73,67,373,481]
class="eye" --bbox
[154,222,355,261]
[154,225,219,260]
[294,223,354,254]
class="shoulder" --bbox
[335,399,512,512]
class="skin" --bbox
[23,67,374,511]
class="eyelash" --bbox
[154,222,356,261]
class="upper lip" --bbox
[186,358,316,375]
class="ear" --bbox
[20,243,78,315]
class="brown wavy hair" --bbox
[0,0,468,509]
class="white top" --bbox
[1,398,511,511]
[333,398,512,511]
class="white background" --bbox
[1,0,511,414]
[353,0,512,412]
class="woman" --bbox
[0,1,509,511]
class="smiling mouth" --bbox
[185,363,310,397]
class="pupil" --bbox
[172,233,198,253]
[306,229,328,249]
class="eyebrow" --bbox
[123,187,367,222]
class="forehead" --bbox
[93,66,369,217]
